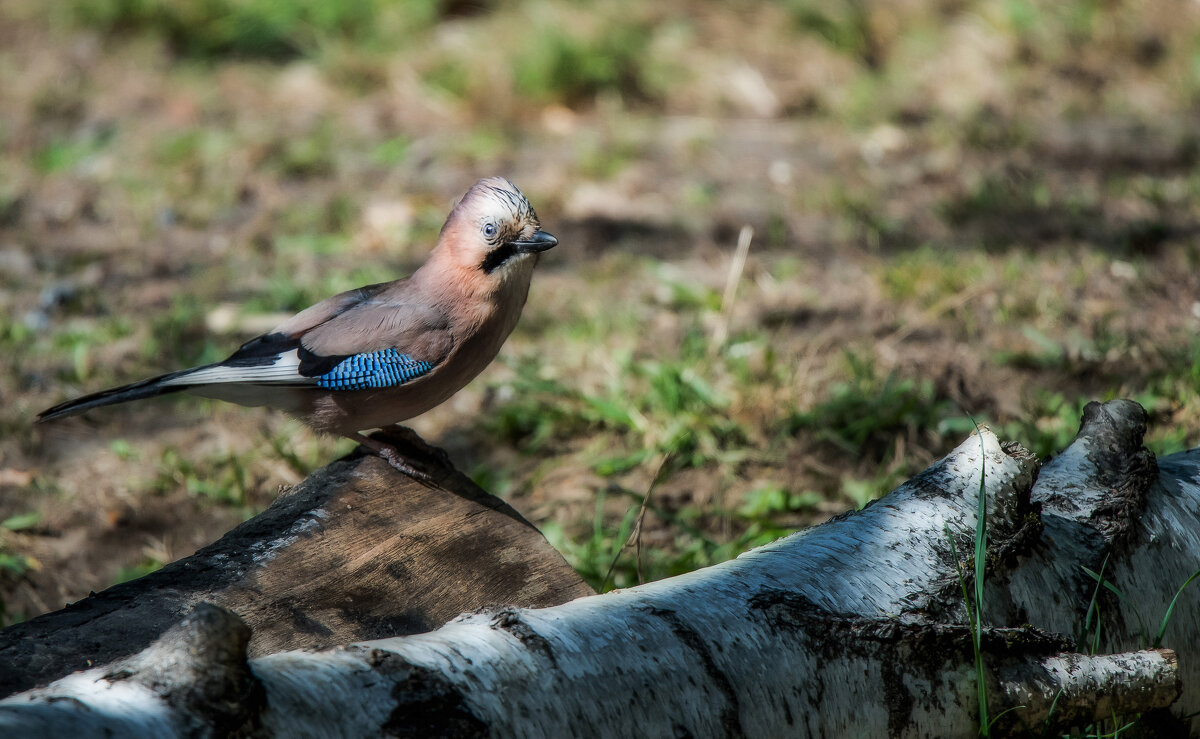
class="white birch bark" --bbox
[1,399,1194,737]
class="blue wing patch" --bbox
[314,349,433,390]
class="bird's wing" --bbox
[270,281,392,338]
[294,295,456,388]
[297,288,454,358]
[180,280,398,382]
[162,285,456,392]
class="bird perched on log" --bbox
[37,177,557,476]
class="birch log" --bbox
[2,399,1197,737]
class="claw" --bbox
[347,432,436,484]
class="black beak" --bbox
[510,230,558,254]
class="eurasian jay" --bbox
[37,177,557,475]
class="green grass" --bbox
[0,512,42,627]
[112,557,165,586]
[442,126,516,167]
[737,484,822,520]
[153,447,252,508]
[786,352,954,459]
[513,22,668,106]
[486,336,750,475]
[785,0,881,68]
[142,294,222,367]
[938,170,1102,249]
[33,128,114,174]
[544,483,793,592]
[879,246,987,306]
[264,122,338,180]
[370,136,411,167]
[988,392,1091,460]
[944,425,991,736]
[833,185,908,250]
[65,0,443,60]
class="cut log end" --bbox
[0,427,593,697]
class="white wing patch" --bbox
[161,349,316,387]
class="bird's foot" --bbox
[378,424,453,468]
[350,433,436,484]
[375,446,435,483]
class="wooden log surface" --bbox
[0,427,594,697]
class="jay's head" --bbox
[441,177,557,278]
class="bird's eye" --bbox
[483,223,498,239]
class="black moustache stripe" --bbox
[480,242,518,274]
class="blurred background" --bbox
[1,0,1199,624]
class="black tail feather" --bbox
[36,367,203,423]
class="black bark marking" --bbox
[644,605,744,739]
[748,589,1072,735]
[671,722,696,738]
[372,651,489,739]
[750,589,1069,659]
[879,654,913,737]
[490,610,557,668]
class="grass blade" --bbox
[1152,566,1200,648]
[970,420,989,736]
[1081,565,1147,648]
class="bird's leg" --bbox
[347,432,434,483]
[379,424,453,468]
